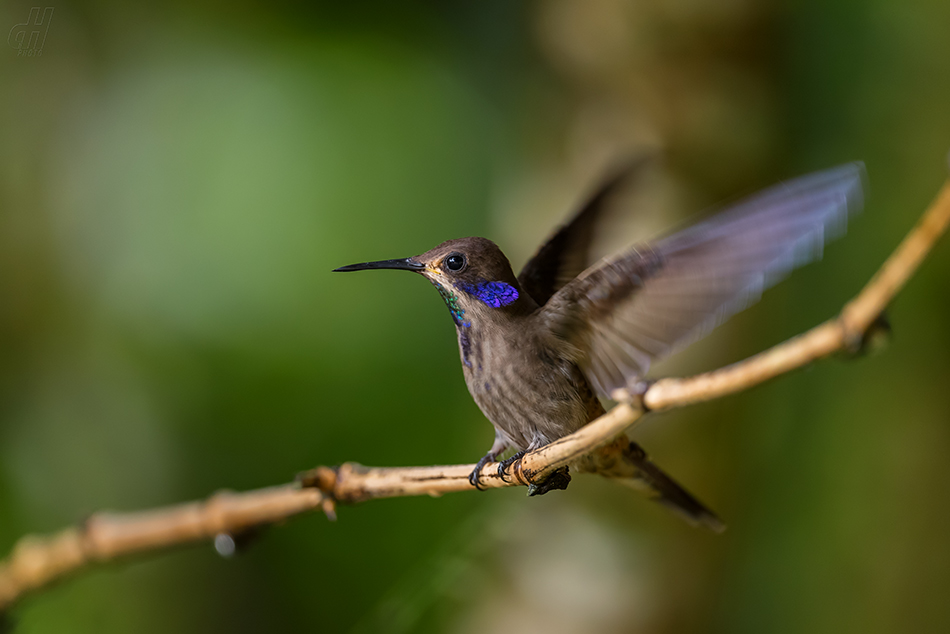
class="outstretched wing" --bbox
[517,156,651,306]
[540,163,866,398]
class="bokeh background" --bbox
[2,1,949,632]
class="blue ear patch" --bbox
[459,281,519,308]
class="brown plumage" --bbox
[334,161,865,529]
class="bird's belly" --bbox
[462,339,602,451]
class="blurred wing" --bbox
[518,156,651,306]
[541,163,866,398]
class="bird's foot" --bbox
[468,452,496,491]
[497,450,526,482]
[526,467,571,496]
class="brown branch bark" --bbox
[2,179,949,614]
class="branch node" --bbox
[842,311,892,357]
[297,466,338,494]
[526,468,571,496]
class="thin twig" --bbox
[0,486,326,610]
[2,179,949,613]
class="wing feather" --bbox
[541,163,866,398]
[517,156,651,305]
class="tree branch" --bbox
[2,179,949,614]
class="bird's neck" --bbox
[434,282,471,328]
[431,279,538,371]
[432,279,536,329]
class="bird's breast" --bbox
[455,322,602,450]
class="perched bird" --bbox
[335,160,865,529]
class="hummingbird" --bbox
[334,160,865,529]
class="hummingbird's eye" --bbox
[445,253,466,272]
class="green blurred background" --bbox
[1,1,949,632]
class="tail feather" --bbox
[582,438,724,532]
[618,442,725,532]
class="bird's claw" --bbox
[496,450,526,483]
[469,453,496,491]
[468,469,486,491]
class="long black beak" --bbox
[333,258,425,273]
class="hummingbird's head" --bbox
[334,237,530,327]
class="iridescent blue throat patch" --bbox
[459,281,519,308]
